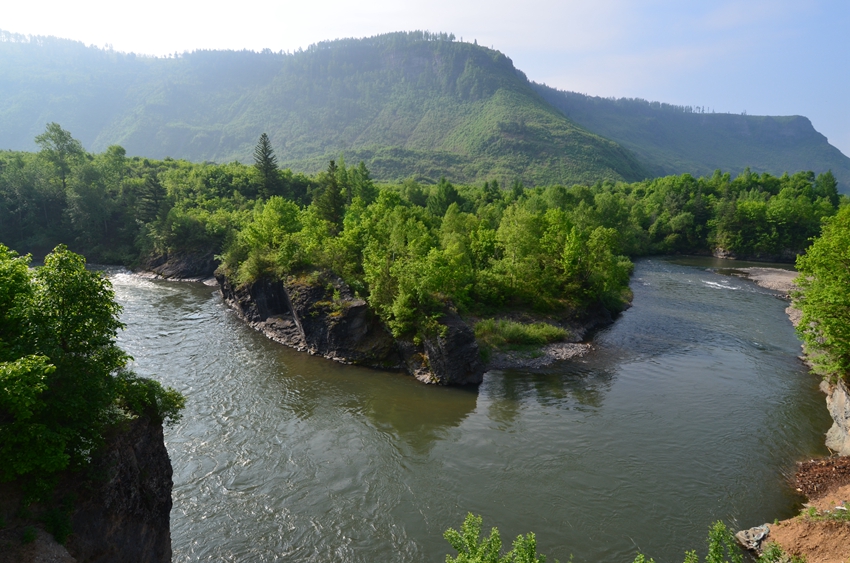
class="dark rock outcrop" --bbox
[0,417,173,563]
[216,269,485,385]
[217,269,400,368]
[140,251,217,280]
[398,308,485,385]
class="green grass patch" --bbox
[801,505,850,523]
[474,319,568,351]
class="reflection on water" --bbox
[110,258,831,563]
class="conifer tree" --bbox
[253,133,278,199]
[314,160,345,233]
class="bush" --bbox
[444,513,551,563]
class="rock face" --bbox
[823,380,850,455]
[140,251,217,280]
[0,416,173,563]
[398,308,485,385]
[217,269,485,385]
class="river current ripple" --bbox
[110,258,830,563]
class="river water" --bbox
[110,257,831,563]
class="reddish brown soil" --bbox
[766,457,850,563]
[769,518,850,563]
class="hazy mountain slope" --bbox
[533,84,850,192]
[0,31,645,185]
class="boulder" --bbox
[217,269,400,368]
[284,271,399,367]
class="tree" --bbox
[253,133,279,199]
[794,205,850,381]
[35,123,84,192]
[426,177,460,217]
[314,160,345,233]
[0,245,184,488]
[136,174,167,223]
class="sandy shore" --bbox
[732,267,798,296]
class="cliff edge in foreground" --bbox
[0,416,173,563]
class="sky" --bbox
[4,0,849,155]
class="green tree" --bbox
[35,123,84,192]
[253,133,279,199]
[794,205,850,381]
[427,177,460,217]
[136,174,168,223]
[0,244,184,488]
[314,160,346,233]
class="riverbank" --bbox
[727,265,850,562]
[761,458,850,563]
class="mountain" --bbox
[2,29,848,190]
[0,30,645,186]
[533,84,850,192]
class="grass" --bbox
[801,504,850,523]
[474,319,568,351]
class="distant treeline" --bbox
[1,125,844,336]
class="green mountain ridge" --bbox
[533,84,850,191]
[1,30,848,190]
[0,31,645,186]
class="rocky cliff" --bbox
[0,416,173,563]
[216,269,485,385]
[823,380,850,456]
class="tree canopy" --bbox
[794,204,850,382]
[0,244,184,490]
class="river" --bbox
[110,257,831,563]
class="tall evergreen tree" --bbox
[136,174,167,223]
[253,133,278,199]
[314,160,345,233]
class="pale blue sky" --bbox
[4,0,849,155]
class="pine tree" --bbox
[314,160,345,233]
[253,133,278,199]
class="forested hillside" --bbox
[0,31,644,186]
[533,84,850,192]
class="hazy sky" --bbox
[5,0,849,155]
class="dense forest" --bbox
[2,30,848,190]
[0,125,844,342]
[533,85,850,191]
